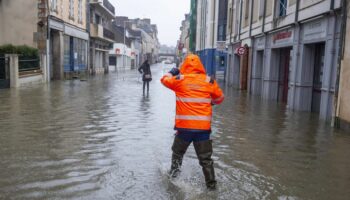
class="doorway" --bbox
[277,48,292,103]
[0,56,10,89]
[311,43,325,113]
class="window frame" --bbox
[50,0,58,12]
[78,0,83,24]
[69,0,75,20]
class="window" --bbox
[259,0,265,17]
[245,0,250,20]
[95,14,101,24]
[278,0,287,17]
[78,0,83,23]
[69,0,74,19]
[50,0,57,12]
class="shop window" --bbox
[277,0,287,17]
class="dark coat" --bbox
[138,61,152,82]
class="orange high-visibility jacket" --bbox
[161,54,224,131]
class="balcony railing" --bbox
[103,0,115,15]
[90,24,115,42]
[90,0,115,15]
[103,28,115,41]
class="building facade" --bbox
[177,14,191,62]
[194,0,228,76]
[89,0,115,74]
[225,0,343,121]
[113,17,160,65]
[48,0,89,80]
[0,0,89,81]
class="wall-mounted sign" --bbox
[115,48,120,54]
[272,30,293,45]
[303,19,327,41]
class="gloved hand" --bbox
[168,68,180,76]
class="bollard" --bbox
[6,54,19,88]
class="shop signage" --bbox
[115,48,121,54]
[235,47,246,56]
[273,30,293,45]
[303,19,327,41]
[216,41,226,51]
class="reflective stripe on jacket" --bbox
[161,54,224,131]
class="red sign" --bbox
[131,52,136,56]
[236,47,246,56]
[115,48,120,54]
[273,31,292,42]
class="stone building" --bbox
[0,0,89,81]
[113,17,160,65]
[48,0,89,79]
[194,0,228,76]
[225,0,343,121]
[89,0,115,74]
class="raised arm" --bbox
[211,80,224,105]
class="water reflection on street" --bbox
[0,64,349,200]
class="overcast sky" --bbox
[109,0,190,47]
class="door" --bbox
[278,48,291,103]
[0,56,10,89]
[311,43,325,113]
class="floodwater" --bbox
[0,64,349,200]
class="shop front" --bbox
[250,14,341,120]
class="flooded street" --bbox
[0,64,349,200]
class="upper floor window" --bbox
[50,0,57,12]
[78,0,83,23]
[278,0,287,17]
[69,0,74,19]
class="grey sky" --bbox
[110,0,190,47]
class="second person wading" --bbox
[161,54,224,190]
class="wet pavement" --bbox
[0,64,349,200]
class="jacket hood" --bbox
[180,54,206,75]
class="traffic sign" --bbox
[236,47,246,56]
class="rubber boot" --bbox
[193,140,217,190]
[169,136,190,178]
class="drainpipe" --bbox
[211,0,216,77]
[229,0,234,43]
[249,0,254,37]
[238,0,243,41]
[262,0,267,33]
[46,1,51,83]
[294,0,300,23]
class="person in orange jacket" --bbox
[160,54,224,190]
